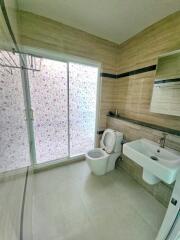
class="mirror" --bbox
[150,49,180,116]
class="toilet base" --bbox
[86,151,121,176]
[86,156,108,176]
[106,153,120,173]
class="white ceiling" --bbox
[18,0,180,44]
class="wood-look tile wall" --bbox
[100,77,115,128]
[18,11,118,73]
[109,12,180,207]
[113,71,180,131]
[113,11,180,130]
[117,11,180,73]
[18,11,180,130]
[17,11,117,128]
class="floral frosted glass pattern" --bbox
[69,63,98,156]
[28,58,68,163]
[0,52,30,173]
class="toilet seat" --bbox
[100,129,116,154]
[86,148,109,175]
[87,148,109,160]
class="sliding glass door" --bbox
[27,55,99,166]
[0,50,99,171]
[69,63,98,156]
[28,58,68,164]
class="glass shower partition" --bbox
[0,49,99,240]
[0,49,33,240]
[0,1,34,238]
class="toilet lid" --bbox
[100,129,116,154]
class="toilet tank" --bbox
[114,131,123,153]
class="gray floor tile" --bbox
[32,161,166,240]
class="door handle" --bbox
[30,109,34,120]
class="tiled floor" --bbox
[0,172,26,240]
[32,161,167,240]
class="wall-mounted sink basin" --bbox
[123,138,180,185]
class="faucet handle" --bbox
[121,136,127,145]
[162,132,168,138]
[159,137,163,145]
[159,132,167,148]
[159,133,167,142]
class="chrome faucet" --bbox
[159,133,167,148]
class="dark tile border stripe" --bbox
[155,78,180,85]
[101,65,157,79]
[116,65,156,78]
[101,72,117,78]
[107,115,180,136]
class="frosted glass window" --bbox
[69,63,98,156]
[0,52,30,172]
[28,58,68,164]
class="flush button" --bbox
[171,198,177,206]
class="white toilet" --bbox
[86,129,123,175]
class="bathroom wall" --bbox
[113,11,180,131]
[17,11,118,128]
[107,11,180,207]
[17,11,180,130]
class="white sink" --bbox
[123,138,180,185]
